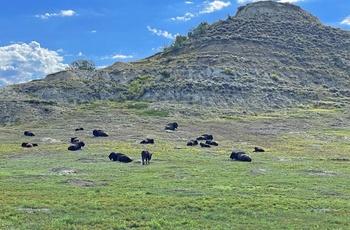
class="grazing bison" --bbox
[205,140,219,146]
[21,142,38,148]
[75,127,84,131]
[68,141,85,151]
[141,150,152,165]
[140,138,154,144]
[187,140,198,146]
[254,147,265,152]
[24,131,35,136]
[196,134,213,141]
[71,137,79,143]
[108,152,133,163]
[200,142,211,148]
[165,122,178,131]
[230,151,252,162]
[93,129,109,137]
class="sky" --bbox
[0,0,350,86]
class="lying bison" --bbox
[24,131,35,136]
[200,142,211,148]
[93,129,108,137]
[230,151,252,162]
[165,122,178,131]
[21,142,38,148]
[141,150,152,165]
[187,140,198,146]
[108,152,133,163]
[254,147,265,152]
[196,134,213,141]
[75,127,84,131]
[140,138,154,144]
[68,141,85,151]
[205,140,218,146]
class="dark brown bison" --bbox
[187,140,198,146]
[24,131,35,136]
[200,142,211,148]
[165,122,178,131]
[140,138,154,144]
[75,127,84,131]
[21,142,38,148]
[68,141,85,151]
[254,147,265,152]
[71,137,79,143]
[93,129,108,137]
[230,151,252,162]
[196,134,213,141]
[141,150,152,165]
[108,152,133,163]
[205,140,218,146]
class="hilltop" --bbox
[1,1,350,125]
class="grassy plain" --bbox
[0,102,349,229]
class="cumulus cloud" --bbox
[112,54,134,59]
[0,41,68,86]
[147,26,177,39]
[340,16,350,26]
[171,12,195,21]
[200,0,231,14]
[35,10,77,19]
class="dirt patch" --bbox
[65,179,97,186]
[48,167,77,174]
[306,170,338,176]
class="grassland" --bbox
[0,102,350,229]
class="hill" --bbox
[1,1,350,125]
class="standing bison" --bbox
[93,129,109,137]
[141,150,152,165]
[165,122,178,131]
[108,152,133,163]
[230,151,252,162]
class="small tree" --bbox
[187,21,209,38]
[68,59,96,71]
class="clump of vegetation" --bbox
[188,22,209,38]
[222,68,235,76]
[67,59,96,71]
[271,73,281,82]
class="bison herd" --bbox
[21,122,266,164]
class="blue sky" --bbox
[1,0,350,86]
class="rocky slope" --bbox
[1,1,350,124]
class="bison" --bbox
[141,150,152,165]
[108,152,133,163]
[196,134,213,141]
[254,147,265,152]
[21,142,38,148]
[200,142,211,148]
[75,127,84,131]
[140,138,154,144]
[165,122,178,131]
[24,131,35,136]
[205,140,219,146]
[93,129,109,137]
[68,141,85,151]
[187,140,198,146]
[230,151,252,162]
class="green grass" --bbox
[1,106,350,229]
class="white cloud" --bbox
[35,9,77,19]
[171,12,195,21]
[147,26,177,39]
[0,41,68,86]
[112,54,134,59]
[78,52,84,56]
[340,16,350,26]
[185,1,194,4]
[200,1,231,14]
